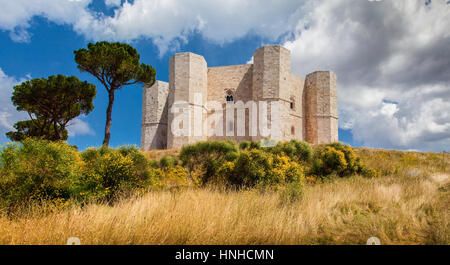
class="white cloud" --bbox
[104,0,121,8]
[282,0,450,152]
[0,68,28,133]
[0,0,92,43]
[67,117,95,137]
[0,0,305,53]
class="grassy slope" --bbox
[0,148,448,245]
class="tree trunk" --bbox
[103,90,115,147]
[54,120,62,141]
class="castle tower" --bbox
[252,45,292,141]
[167,52,208,149]
[304,71,338,144]
[141,81,169,150]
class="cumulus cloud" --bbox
[0,68,28,134]
[0,0,305,52]
[67,117,95,137]
[283,0,450,151]
[104,0,121,8]
[0,0,92,43]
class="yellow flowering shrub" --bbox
[217,149,304,188]
[179,141,239,185]
[312,143,377,178]
[74,146,155,202]
[0,139,82,211]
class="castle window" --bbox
[226,90,234,103]
[291,126,295,135]
[290,96,295,110]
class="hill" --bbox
[0,143,448,245]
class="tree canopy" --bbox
[8,74,96,141]
[6,119,68,142]
[74,41,156,147]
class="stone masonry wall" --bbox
[304,71,338,144]
[167,52,208,149]
[141,81,169,150]
[207,64,253,142]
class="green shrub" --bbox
[268,140,312,163]
[148,159,159,168]
[118,145,153,180]
[239,141,250,150]
[217,149,304,188]
[179,141,239,185]
[159,155,179,168]
[74,146,153,202]
[239,140,260,150]
[312,146,347,177]
[311,142,375,178]
[0,139,81,211]
[151,165,196,190]
[224,149,272,187]
[0,138,374,210]
[279,181,304,204]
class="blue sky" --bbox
[0,0,448,151]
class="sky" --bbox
[0,0,449,152]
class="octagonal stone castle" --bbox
[141,45,338,150]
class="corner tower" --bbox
[141,81,169,150]
[304,71,338,144]
[252,45,292,141]
[167,52,208,149]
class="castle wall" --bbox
[282,73,305,142]
[206,64,253,142]
[141,81,169,150]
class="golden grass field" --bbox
[0,148,448,245]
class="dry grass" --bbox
[143,149,180,161]
[0,148,448,245]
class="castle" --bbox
[141,45,338,150]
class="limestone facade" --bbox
[141,45,338,150]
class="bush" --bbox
[219,149,272,187]
[217,149,304,188]
[279,181,304,204]
[239,140,261,150]
[74,146,154,202]
[151,165,196,190]
[270,154,304,184]
[268,140,312,163]
[179,141,239,185]
[0,139,81,211]
[0,138,374,211]
[311,142,376,178]
[312,146,347,177]
[159,155,179,168]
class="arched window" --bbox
[291,126,295,135]
[226,91,234,103]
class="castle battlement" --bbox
[141,45,338,150]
